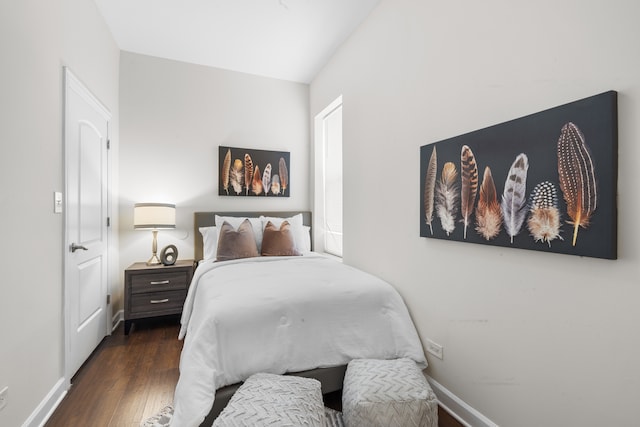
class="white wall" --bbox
[118,52,310,307]
[0,0,119,425]
[311,1,640,426]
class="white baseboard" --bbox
[111,309,124,332]
[427,376,499,427]
[22,377,68,427]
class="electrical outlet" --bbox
[426,339,443,360]
[0,386,8,411]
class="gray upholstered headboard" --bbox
[193,211,312,261]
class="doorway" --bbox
[63,67,111,381]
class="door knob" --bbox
[71,243,88,252]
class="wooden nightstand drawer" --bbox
[129,290,187,315]
[131,271,188,294]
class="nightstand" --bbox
[124,259,195,335]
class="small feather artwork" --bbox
[475,166,502,240]
[251,164,263,195]
[244,154,253,196]
[501,153,529,243]
[436,162,459,236]
[221,148,231,195]
[557,122,597,246]
[423,146,437,235]
[460,145,479,239]
[527,181,562,247]
[230,159,244,195]
[262,163,272,196]
[271,174,281,195]
[279,157,288,196]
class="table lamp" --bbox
[134,202,176,265]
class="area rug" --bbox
[141,405,344,427]
[141,405,173,427]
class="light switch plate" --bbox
[54,192,63,213]
[0,385,8,411]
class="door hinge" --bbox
[107,294,111,305]
[107,139,110,149]
[107,217,111,227]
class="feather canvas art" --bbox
[420,91,617,259]
[218,146,290,197]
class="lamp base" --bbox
[146,254,162,266]
[147,229,162,265]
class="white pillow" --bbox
[301,225,311,253]
[215,215,263,251]
[199,226,218,260]
[260,213,303,229]
[260,214,311,253]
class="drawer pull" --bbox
[149,280,170,285]
[150,298,170,304]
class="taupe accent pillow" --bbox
[261,220,301,257]
[216,219,260,261]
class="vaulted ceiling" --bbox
[95,0,380,83]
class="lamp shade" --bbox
[133,203,176,229]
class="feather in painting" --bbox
[501,153,529,244]
[475,166,502,240]
[244,154,253,196]
[557,122,597,246]
[460,145,479,240]
[527,181,562,246]
[279,157,289,196]
[221,148,231,196]
[435,162,459,236]
[423,146,437,235]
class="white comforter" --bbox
[172,253,427,427]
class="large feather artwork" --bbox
[419,92,616,260]
[244,154,253,196]
[279,157,288,196]
[251,164,263,195]
[460,145,479,239]
[557,122,597,246]
[262,163,272,196]
[527,181,562,246]
[230,159,244,195]
[271,174,281,195]
[423,146,437,235]
[221,148,231,195]
[475,166,502,240]
[435,162,459,236]
[501,153,529,243]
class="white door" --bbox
[64,68,111,379]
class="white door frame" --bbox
[313,95,343,255]
[63,67,112,386]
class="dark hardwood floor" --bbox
[45,316,463,427]
[45,317,182,427]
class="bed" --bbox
[172,211,427,427]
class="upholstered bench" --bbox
[212,373,326,427]
[342,358,437,427]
